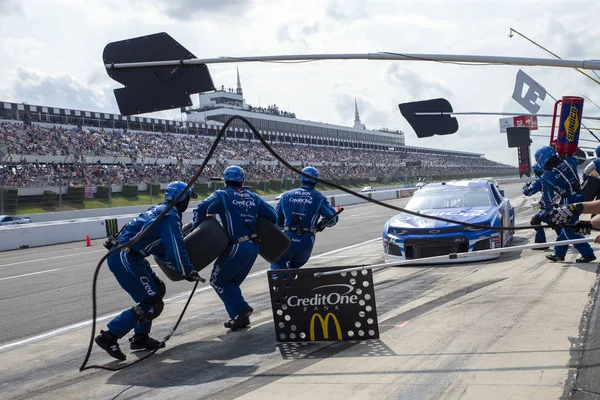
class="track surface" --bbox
[1,183,600,399]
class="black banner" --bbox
[398,98,459,138]
[268,266,379,343]
[518,145,531,178]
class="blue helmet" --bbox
[165,181,197,203]
[534,146,556,169]
[300,166,319,184]
[595,145,600,158]
[224,165,244,183]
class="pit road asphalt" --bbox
[1,183,600,400]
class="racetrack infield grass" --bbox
[12,181,404,216]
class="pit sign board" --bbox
[268,266,379,343]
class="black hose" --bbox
[79,115,574,373]
[79,116,229,372]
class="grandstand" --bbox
[0,76,517,189]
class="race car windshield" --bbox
[406,187,493,210]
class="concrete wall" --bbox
[0,177,520,252]
[29,200,205,223]
[0,189,405,251]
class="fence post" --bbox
[149,183,153,205]
[59,185,63,210]
[108,185,112,207]
[0,186,4,215]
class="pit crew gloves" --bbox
[573,220,593,236]
[549,203,584,227]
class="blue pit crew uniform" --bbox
[192,168,277,326]
[537,151,595,261]
[95,181,198,360]
[582,145,600,206]
[105,204,196,338]
[582,145,600,181]
[522,164,549,245]
[270,182,339,270]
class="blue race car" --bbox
[383,180,515,263]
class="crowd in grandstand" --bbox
[246,104,296,118]
[0,122,517,187]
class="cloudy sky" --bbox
[1,0,600,166]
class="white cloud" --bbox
[130,0,255,21]
[387,64,453,100]
[2,0,600,166]
[11,67,113,112]
[0,0,22,15]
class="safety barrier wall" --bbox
[329,188,419,207]
[0,178,520,251]
[0,188,413,251]
[0,208,203,252]
[29,200,205,223]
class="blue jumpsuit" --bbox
[192,185,277,319]
[540,156,594,258]
[107,203,195,338]
[271,184,339,270]
[582,158,600,205]
[522,178,548,244]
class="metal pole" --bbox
[0,185,4,215]
[413,111,600,121]
[313,237,596,277]
[104,53,600,71]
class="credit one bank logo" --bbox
[286,284,358,307]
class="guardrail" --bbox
[0,187,417,251]
[328,187,419,207]
[0,177,522,252]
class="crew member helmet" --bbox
[224,165,244,183]
[534,146,556,169]
[165,181,197,203]
[300,166,319,184]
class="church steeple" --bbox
[353,98,365,129]
[236,67,243,95]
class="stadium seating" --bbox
[0,122,517,187]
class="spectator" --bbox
[0,122,518,187]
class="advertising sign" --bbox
[268,266,379,342]
[499,115,538,133]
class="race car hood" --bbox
[388,206,497,230]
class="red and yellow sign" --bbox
[309,312,343,341]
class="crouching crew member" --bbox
[95,181,202,361]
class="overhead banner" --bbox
[268,266,379,343]
[512,69,547,114]
[499,115,538,133]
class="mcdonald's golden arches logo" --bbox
[309,312,342,341]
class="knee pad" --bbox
[132,297,164,323]
[153,275,166,299]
